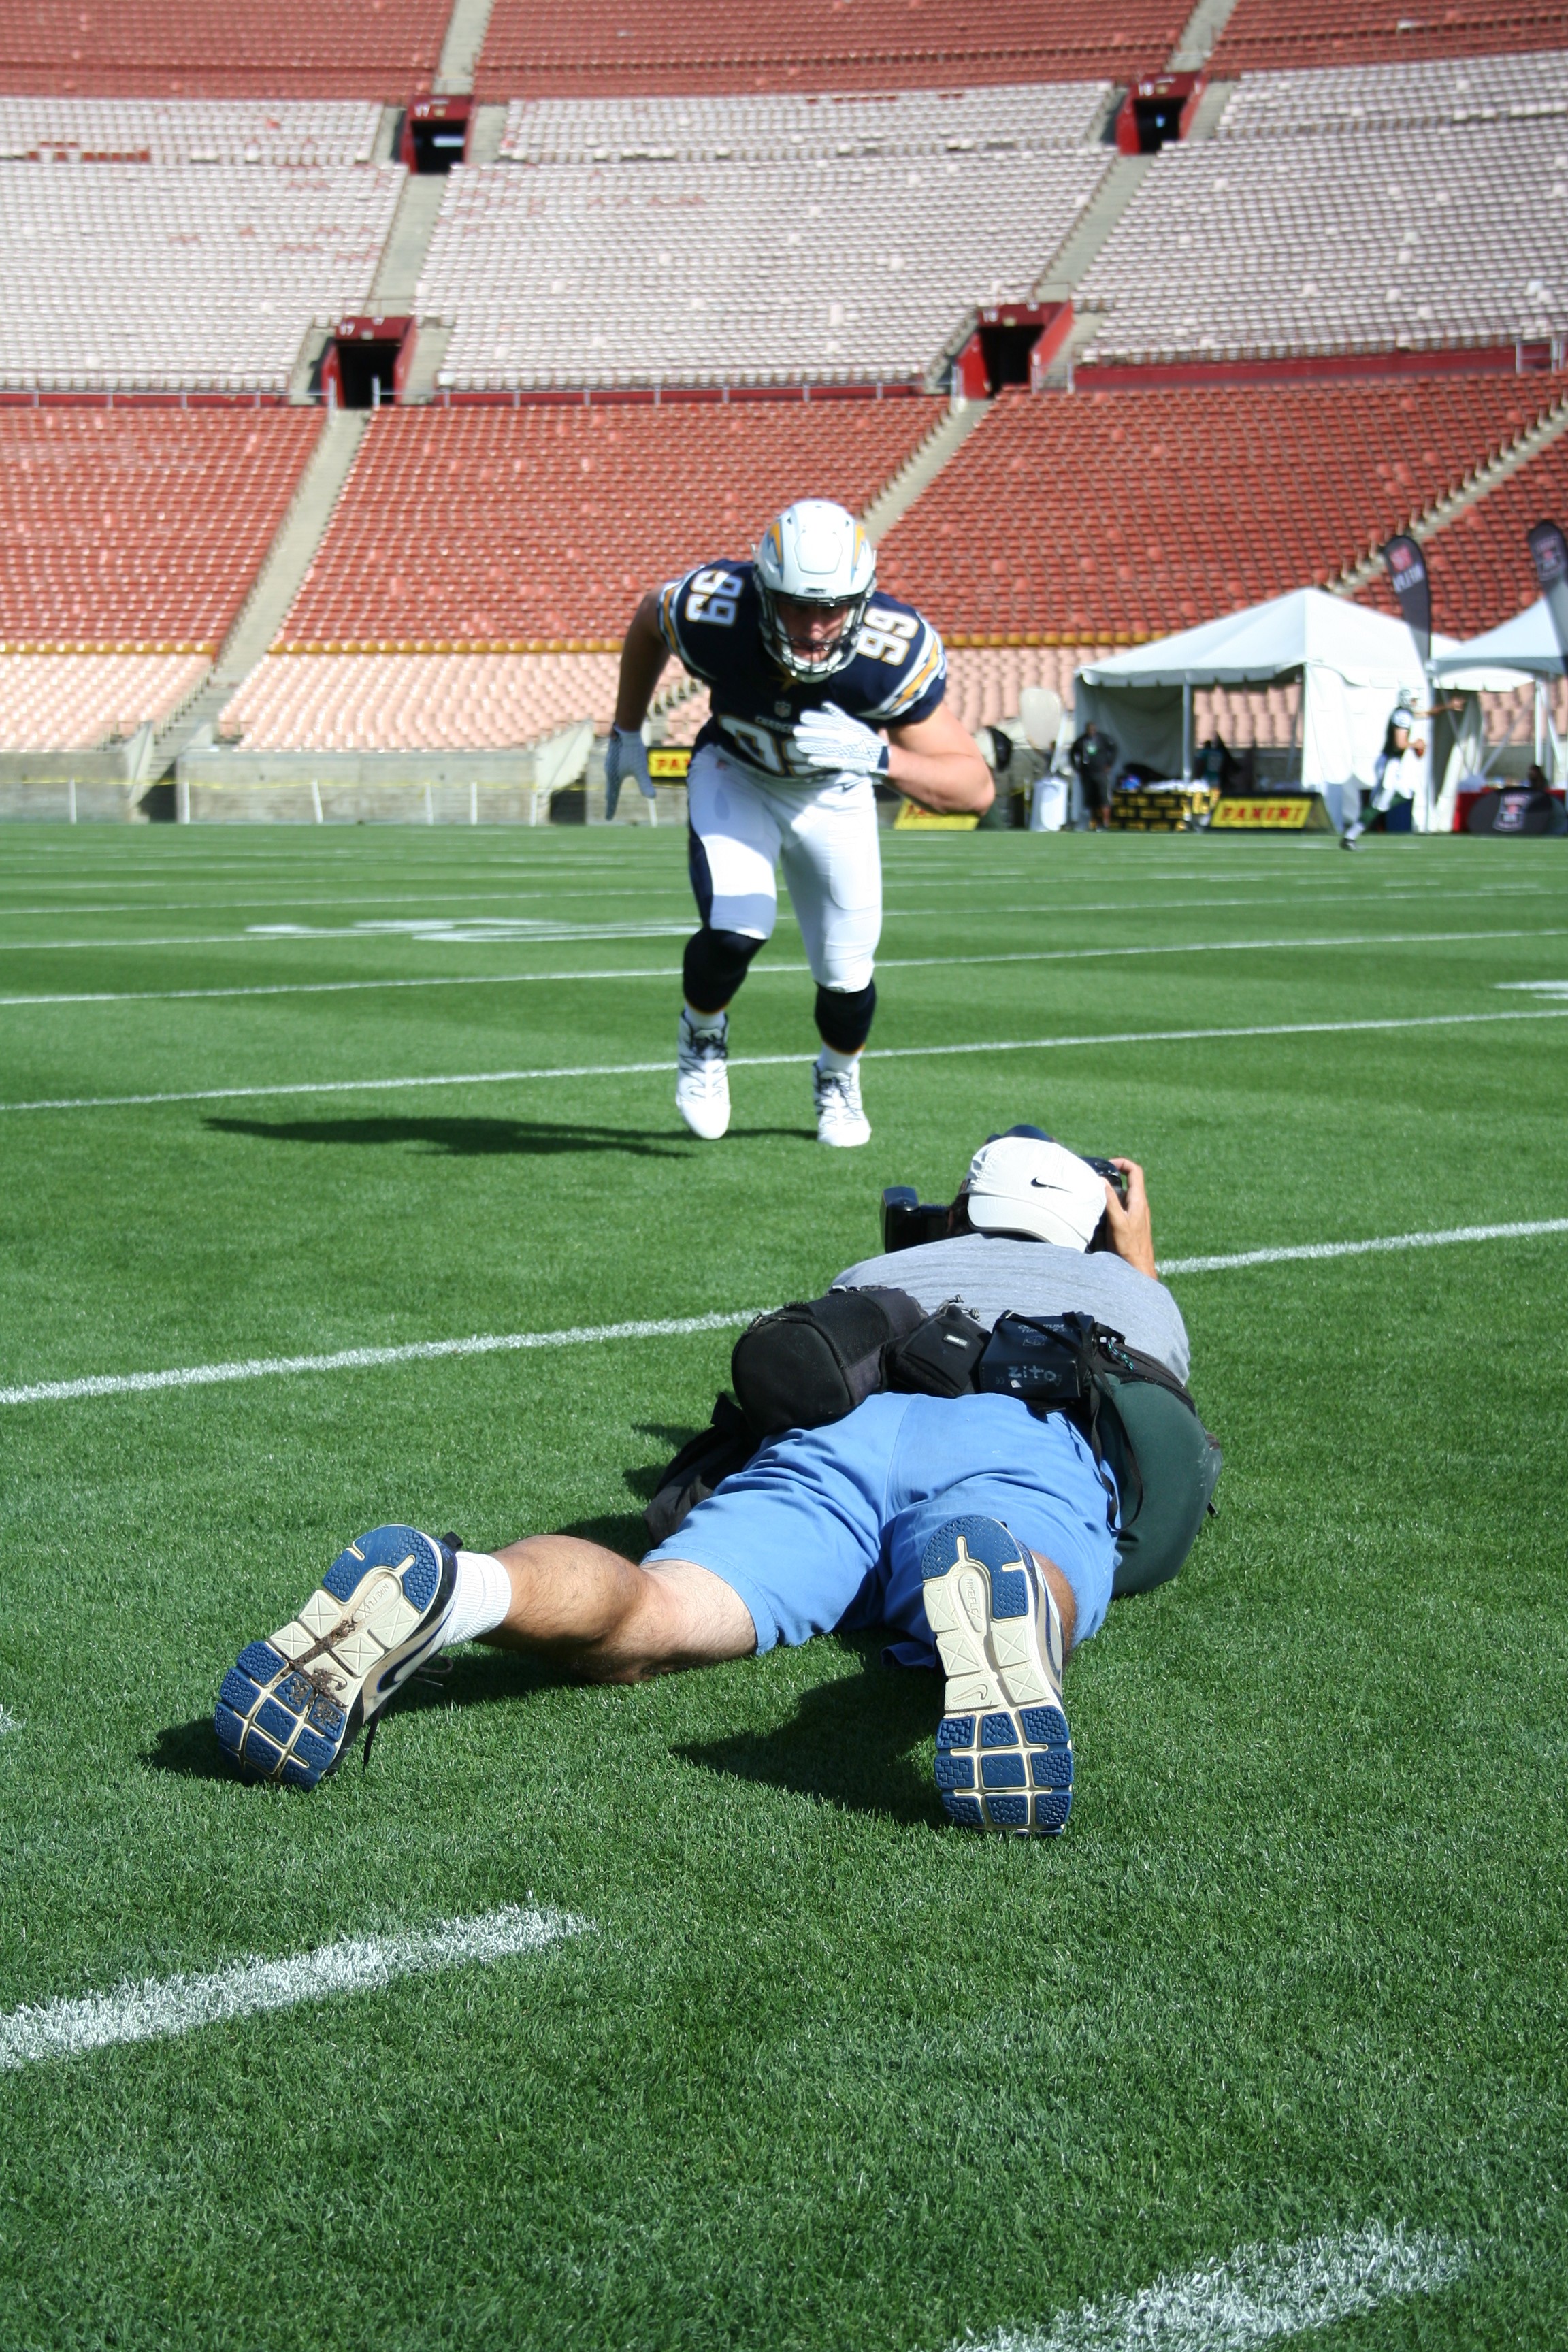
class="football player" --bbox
[604,498,993,1146]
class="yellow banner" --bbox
[648,747,691,781]
[1210,798,1313,830]
[894,802,981,831]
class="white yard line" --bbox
[4,1218,1565,1409]
[0,918,1559,962]
[0,1705,19,1737]
[5,1003,1566,1116]
[4,924,1566,1011]
[1162,1218,1568,1275]
[965,2220,1467,2352]
[0,1905,586,2073]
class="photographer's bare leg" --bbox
[484,1536,757,1682]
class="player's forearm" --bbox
[614,595,670,731]
[885,742,994,815]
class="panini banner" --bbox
[1210,796,1331,831]
[1527,520,1568,678]
[1382,533,1431,670]
[648,748,691,781]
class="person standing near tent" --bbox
[1341,703,1426,847]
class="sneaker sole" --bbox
[920,1514,1072,1837]
[214,1525,452,1788]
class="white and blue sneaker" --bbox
[214,1525,457,1788]
[920,1514,1073,1836]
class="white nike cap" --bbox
[964,1134,1109,1250]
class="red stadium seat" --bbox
[875,379,1565,641]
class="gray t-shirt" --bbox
[832,1233,1190,1385]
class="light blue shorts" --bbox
[642,1392,1117,1664]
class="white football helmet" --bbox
[755,499,877,683]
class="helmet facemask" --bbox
[757,583,872,684]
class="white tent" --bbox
[1074,587,1449,827]
[1433,597,1563,682]
[1434,598,1567,784]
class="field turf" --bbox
[1,822,1567,2351]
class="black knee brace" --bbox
[814,979,877,1055]
[683,926,762,1013]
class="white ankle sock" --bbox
[817,1044,860,1075]
[684,1003,727,1037]
[444,1549,512,1646]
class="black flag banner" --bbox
[1527,519,1568,678]
[1382,533,1431,669]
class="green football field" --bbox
[2,821,1566,2351]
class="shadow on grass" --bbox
[676,1637,944,1829]
[204,1114,698,1160]
[204,1115,815,1158]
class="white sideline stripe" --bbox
[966,2221,1467,2352]
[1160,1217,1568,1274]
[5,1004,1567,1115]
[5,922,1567,1011]
[5,1219,1565,1408]
[0,918,1560,974]
[0,1309,767,1406]
[0,1905,586,2072]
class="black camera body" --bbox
[880,1186,952,1253]
[881,1159,1128,1256]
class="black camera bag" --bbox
[645,1288,983,1538]
[730,1285,928,1437]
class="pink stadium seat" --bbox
[472,0,1186,99]
[1356,429,1568,636]
[280,400,941,643]
[0,408,318,643]
[0,3,451,101]
[875,379,1565,641]
[1210,0,1568,71]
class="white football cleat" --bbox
[676,1009,731,1140]
[813,1055,870,1147]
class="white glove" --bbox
[604,725,655,819]
[791,702,889,777]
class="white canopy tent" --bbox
[1433,598,1567,785]
[1434,597,1564,681]
[1074,587,1454,828]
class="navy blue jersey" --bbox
[656,559,946,782]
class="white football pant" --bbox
[685,741,882,992]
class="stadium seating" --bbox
[497,84,1114,164]
[875,380,1565,641]
[421,153,1109,392]
[225,400,936,748]
[0,160,401,393]
[1209,0,1568,72]
[279,399,942,642]
[0,97,382,165]
[1076,121,1568,367]
[0,408,318,643]
[1215,50,1568,138]
[1357,427,1568,637]
[0,3,451,101]
[473,0,1186,100]
[0,408,317,749]
[0,650,209,748]
[220,650,625,751]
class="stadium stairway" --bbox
[435,0,495,95]
[154,411,369,785]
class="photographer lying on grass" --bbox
[215,1132,1217,1838]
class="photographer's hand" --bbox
[1102,1159,1156,1278]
